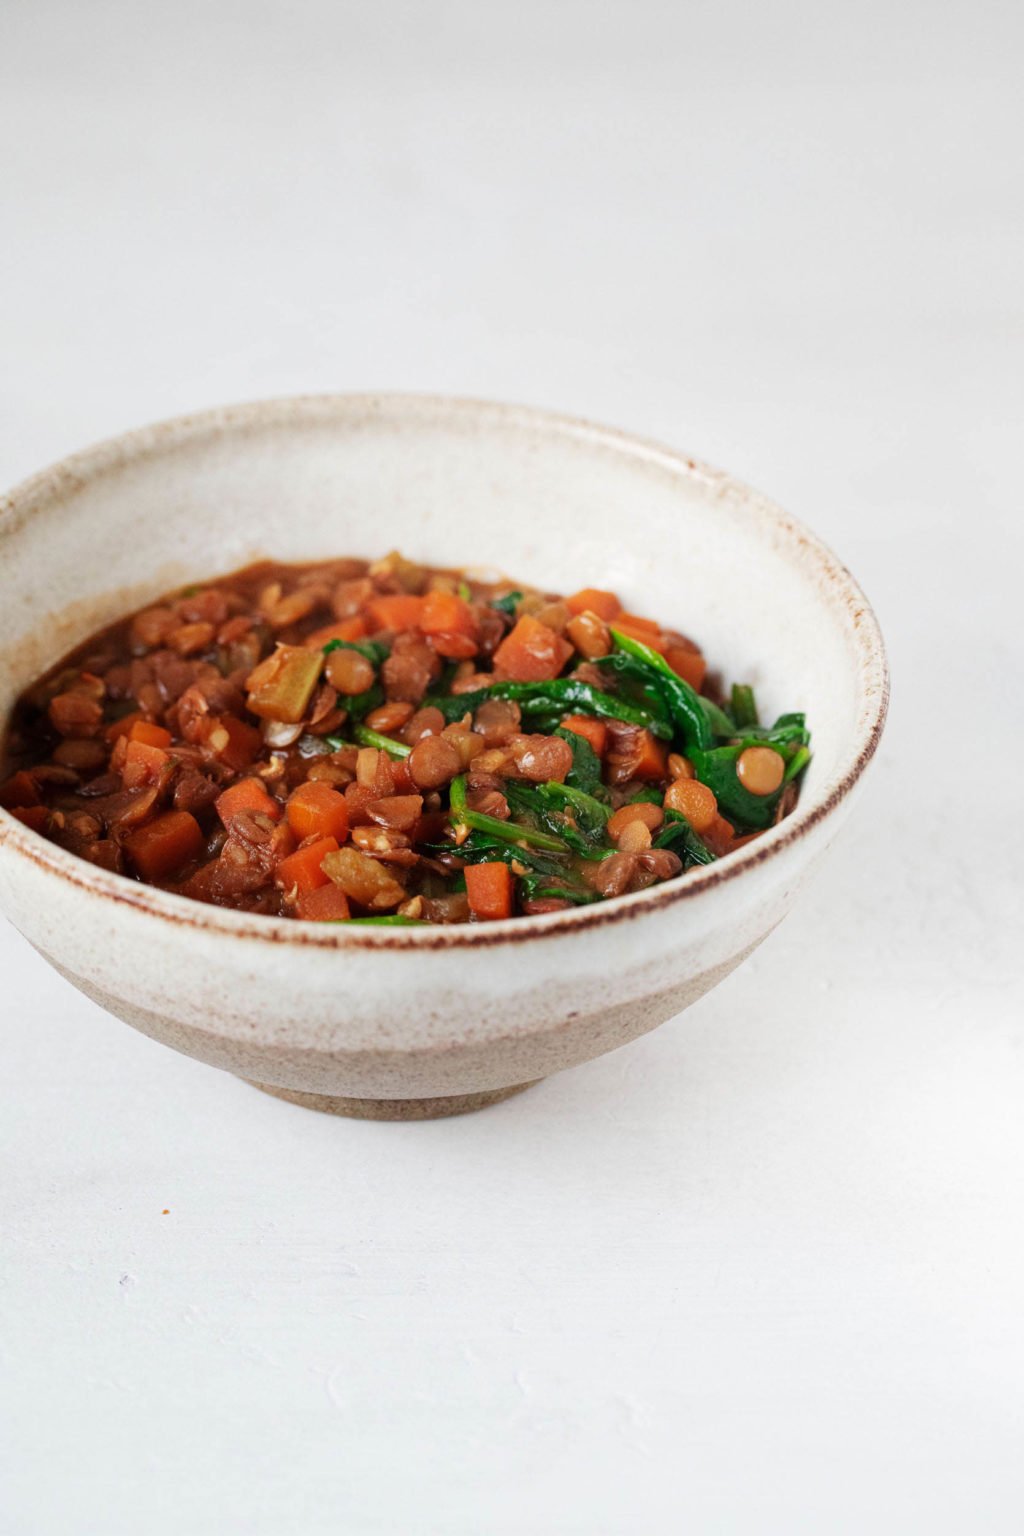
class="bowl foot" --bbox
[246,1079,539,1120]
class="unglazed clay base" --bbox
[248,1080,538,1119]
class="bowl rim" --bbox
[0,391,889,950]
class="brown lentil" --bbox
[408,735,463,790]
[566,610,611,660]
[326,647,376,696]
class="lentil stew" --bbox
[0,555,812,924]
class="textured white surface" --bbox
[1,3,1021,1533]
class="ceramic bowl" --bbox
[0,396,888,1118]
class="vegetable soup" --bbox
[0,554,811,924]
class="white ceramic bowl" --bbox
[0,396,888,1118]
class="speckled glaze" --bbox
[0,396,888,1117]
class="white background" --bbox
[2,3,1022,1532]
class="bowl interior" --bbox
[0,396,884,818]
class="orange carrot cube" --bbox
[125,811,204,880]
[420,590,477,638]
[465,861,513,921]
[286,782,350,843]
[492,614,573,682]
[665,645,707,692]
[366,594,426,632]
[122,739,170,789]
[216,777,281,828]
[559,714,608,757]
[565,588,621,621]
[128,719,173,749]
[295,882,352,921]
[277,835,340,895]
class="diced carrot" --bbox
[11,805,48,831]
[216,776,282,828]
[614,616,669,654]
[105,710,143,743]
[560,714,608,758]
[277,835,339,896]
[420,590,477,638]
[0,770,41,809]
[204,714,263,772]
[129,719,173,749]
[125,811,204,880]
[465,861,513,921]
[565,588,622,621]
[665,645,707,692]
[122,739,170,789]
[632,729,669,782]
[366,594,426,633]
[704,814,736,856]
[730,831,761,851]
[304,616,368,649]
[295,882,352,921]
[492,614,574,682]
[286,782,350,842]
[618,611,660,632]
[427,631,479,660]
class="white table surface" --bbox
[2,3,1022,1532]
